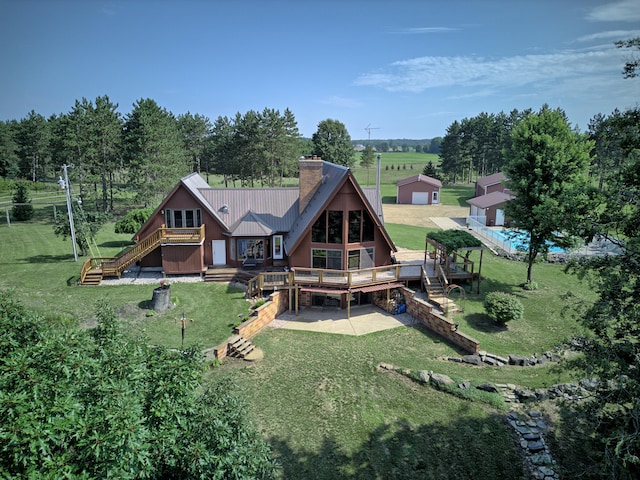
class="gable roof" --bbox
[467,190,514,209]
[476,172,506,188]
[150,161,393,255]
[397,174,442,188]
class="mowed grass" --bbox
[210,327,530,479]
[2,179,591,479]
[0,206,249,347]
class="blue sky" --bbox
[1,0,639,139]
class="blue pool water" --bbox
[491,229,565,253]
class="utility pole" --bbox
[62,164,78,261]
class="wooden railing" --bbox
[246,264,422,298]
[80,225,205,284]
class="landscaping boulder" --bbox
[462,354,483,366]
[509,354,529,366]
[477,382,499,393]
[429,373,455,387]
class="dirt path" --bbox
[382,204,469,229]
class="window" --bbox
[348,211,361,243]
[347,247,374,270]
[165,209,201,228]
[327,211,343,244]
[237,239,268,261]
[312,249,342,270]
[347,209,375,243]
[311,211,326,243]
[273,235,283,260]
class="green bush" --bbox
[484,292,524,325]
[114,207,154,234]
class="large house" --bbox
[467,172,513,226]
[81,157,400,309]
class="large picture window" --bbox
[327,211,343,244]
[237,239,269,261]
[165,209,201,228]
[312,249,342,270]
[347,247,374,270]
[312,210,343,244]
[311,212,326,243]
[347,209,375,243]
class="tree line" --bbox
[0,98,360,210]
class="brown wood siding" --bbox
[288,181,392,269]
[161,244,204,274]
[397,182,439,204]
[139,246,162,267]
[136,183,229,269]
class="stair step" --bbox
[227,336,255,358]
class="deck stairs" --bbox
[422,270,460,314]
[204,267,256,284]
[227,335,255,358]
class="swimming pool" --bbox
[488,228,565,253]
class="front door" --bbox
[212,240,226,266]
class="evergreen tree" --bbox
[11,182,33,221]
[123,99,190,206]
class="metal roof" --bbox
[476,172,506,188]
[198,187,300,235]
[466,190,513,208]
[396,174,442,188]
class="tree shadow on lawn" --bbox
[99,240,134,248]
[24,253,75,264]
[465,312,508,334]
[268,414,522,479]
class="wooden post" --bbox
[5,207,10,227]
[477,249,484,294]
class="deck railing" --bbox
[246,263,423,297]
[80,225,205,283]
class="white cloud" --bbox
[388,27,458,34]
[353,48,624,94]
[586,0,640,22]
[577,30,640,42]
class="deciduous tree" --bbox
[311,119,354,167]
[503,105,592,286]
[0,293,278,478]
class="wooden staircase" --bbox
[204,267,256,284]
[227,335,255,358]
[80,226,205,285]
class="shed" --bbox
[467,191,514,226]
[396,174,442,205]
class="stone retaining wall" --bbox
[401,287,480,354]
[213,290,288,360]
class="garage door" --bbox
[411,192,429,204]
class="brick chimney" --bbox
[299,156,323,214]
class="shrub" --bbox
[484,292,524,325]
[114,207,154,234]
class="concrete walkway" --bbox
[431,216,466,230]
[272,305,417,336]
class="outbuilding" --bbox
[396,174,442,205]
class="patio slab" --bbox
[272,305,417,336]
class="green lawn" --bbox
[0,206,249,348]
[2,186,592,479]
